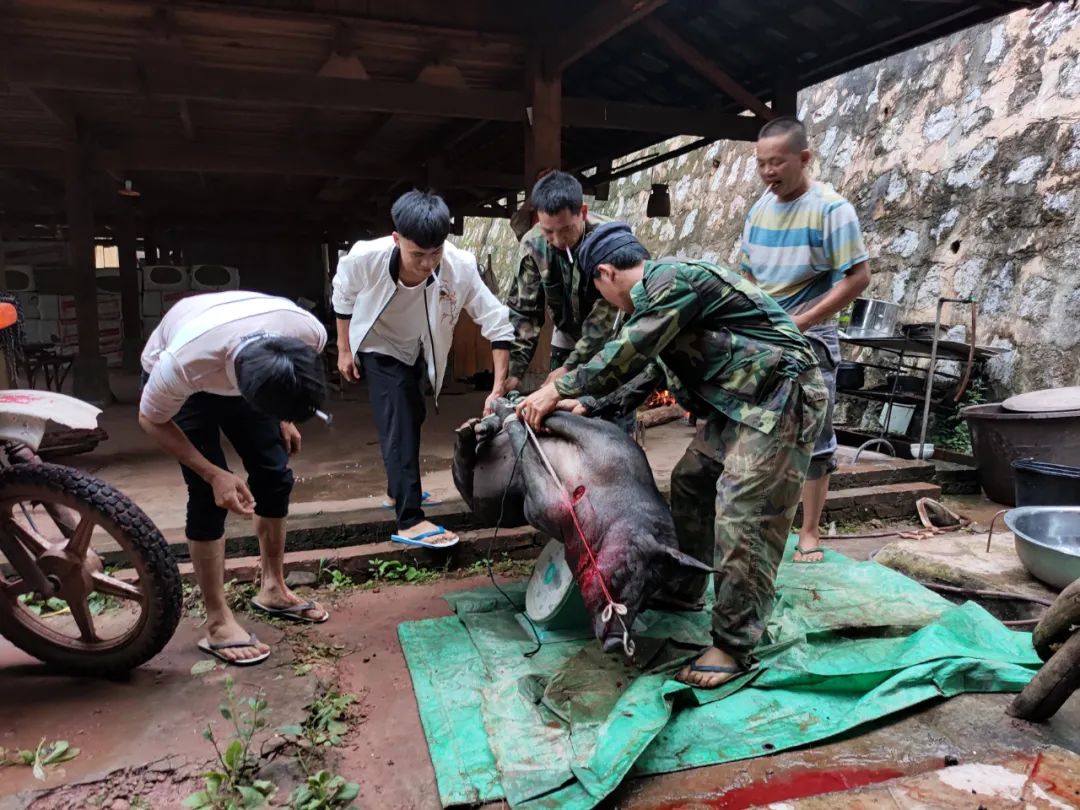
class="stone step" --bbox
[829,460,934,489]
[176,525,542,585]
[806,481,943,526]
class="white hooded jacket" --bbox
[331,236,513,403]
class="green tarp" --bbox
[399,543,1040,809]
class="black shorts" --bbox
[172,392,293,541]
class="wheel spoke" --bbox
[91,571,143,603]
[4,517,55,557]
[43,503,80,541]
[65,516,95,558]
[1,578,35,597]
[66,592,99,642]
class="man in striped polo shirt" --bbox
[741,116,871,563]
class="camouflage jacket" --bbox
[505,213,621,379]
[555,259,818,434]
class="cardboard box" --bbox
[31,294,121,321]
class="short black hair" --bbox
[604,241,651,271]
[235,336,326,423]
[391,190,451,249]
[530,171,583,216]
[758,116,809,151]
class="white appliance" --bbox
[142,264,190,291]
[4,266,35,292]
[190,264,240,291]
[142,316,161,339]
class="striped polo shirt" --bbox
[739,182,868,316]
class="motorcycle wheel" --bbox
[0,463,182,675]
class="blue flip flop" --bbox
[381,491,441,509]
[390,526,459,549]
[676,655,745,686]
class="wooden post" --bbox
[66,145,111,405]
[143,226,159,264]
[772,67,799,118]
[524,50,562,187]
[117,196,142,372]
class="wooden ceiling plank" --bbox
[642,17,774,120]
[546,0,670,76]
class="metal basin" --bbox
[1004,506,1080,590]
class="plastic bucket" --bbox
[1013,459,1080,507]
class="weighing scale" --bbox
[515,538,648,644]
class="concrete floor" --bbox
[4,371,1079,809]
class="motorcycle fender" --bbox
[0,390,101,451]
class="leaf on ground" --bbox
[191,659,220,676]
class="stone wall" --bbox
[461,2,1080,397]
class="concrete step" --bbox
[176,525,542,585]
[806,481,943,526]
[829,458,935,489]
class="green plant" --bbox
[287,769,360,809]
[931,378,987,455]
[327,569,354,592]
[0,739,80,781]
[468,559,493,575]
[184,677,276,809]
[279,691,356,748]
[223,579,259,613]
[17,571,118,617]
[367,558,437,584]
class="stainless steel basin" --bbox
[1004,506,1080,590]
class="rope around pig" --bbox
[509,413,636,658]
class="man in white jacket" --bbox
[333,190,514,547]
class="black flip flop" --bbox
[197,633,270,667]
[250,598,330,624]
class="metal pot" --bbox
[846,298,900,339]
[1003,506,1080,590]
[836,361,865,391]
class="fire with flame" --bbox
[644,389,677,409]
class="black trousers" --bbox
[359,351,427,531]
[173,393,293,541]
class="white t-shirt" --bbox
[140,291,327,422]
[357,277,429,365]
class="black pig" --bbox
[452,397,712,654]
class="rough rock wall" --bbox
[461,2,1080,397]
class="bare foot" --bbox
[676,646,744,689]
[203,613,270,664]
[395,520,458,546]
[255,584,328,622]
[794,531,825,563]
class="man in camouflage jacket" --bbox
[518,222,828,689]
[504,172,622,395]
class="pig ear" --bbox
[651,542,715,574]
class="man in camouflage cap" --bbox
[517,221,828,689]
[504,173,630,427]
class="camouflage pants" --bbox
[667,368,829,666]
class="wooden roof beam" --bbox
[0,142,530,187]
[1,49,526,121]
[3,49,757,138]
[545,0,670,76]
[642,18,775,121]
[562,99,760,139]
